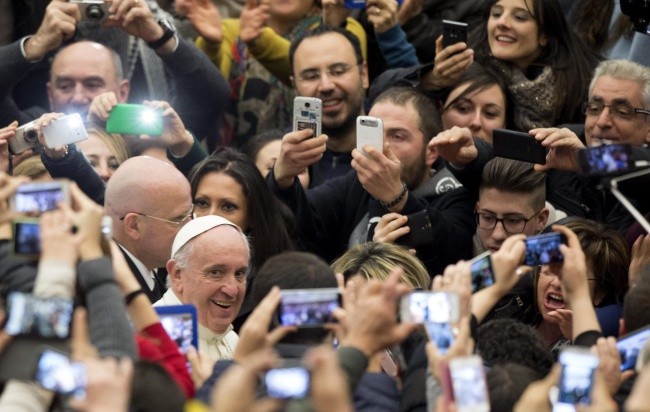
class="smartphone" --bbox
[442,20,468,48]
[11,218,41,258]
[279,288,341,327]
[524,232,567,266]
[11,180,70,214]
[357,116,384,153]
[265,366,310,399]
[617,325,650,372]
[4,292,74,339]
[399,291,461,324]
[470,251,495,293]
[155,305,199,355]
[106,104,164,136]
[577,144,632,177]
[42,113,88,148]
[396,210,433,248]
[293,97,322,137]
[492,128,546,165]
[553,348,599,412]
[35,349,86,397]
[9,120,39,154]
[449,355,490,412]
[344,0,365,8]
[425,322,455,355]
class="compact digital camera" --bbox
[71,0,109,22]
[9,120,39,154]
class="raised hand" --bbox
[421,36,473,91]
[429,127,478,168]
[274,129,327,189]
[24,0,80,61]
[176,0,223,44]
[239,0,270,44]
[366,0,398,34]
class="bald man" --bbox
[105,156,193,302]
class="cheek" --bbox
[443,111,470,128]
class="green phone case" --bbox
[106,104,164,136]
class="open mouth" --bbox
[544,293,566,310]
[212,300,234,309]
[495,35,516,43]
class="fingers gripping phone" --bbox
[553,348,599,412]
[442,20,468,48]
[492,128,546,165]
[278,288,341,327]
[524,232,567,266]
[106,104,164,136]
[293,97,322,137]
[357,116,384,153]
[469,251,495,293]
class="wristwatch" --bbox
[146,19,176,49]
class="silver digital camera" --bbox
[9,120,39,155]
[71,0,109,22]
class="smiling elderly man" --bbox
[154,215,250,361]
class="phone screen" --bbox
[578,144,632,176]
[425,322,455,354]
[617,326,650,372]
[12,219,41,257]
[400,292,460,324]
[524,233,566,266]
[4,292,74,339]
[156,305,199,355]
[13,181,67,213]
[265,367,310,399]
[450,356,490,412]
[35,349,86,397]
[279,288,340,327]
[554,349,598,412]
[470,252,494,293]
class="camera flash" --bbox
[140,109,157,124]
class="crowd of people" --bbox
[0,0,650,410]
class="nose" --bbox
[468,109,482,132]
[317,71,335,94]
[595,106,614,128]
[71,83,90,105]
[491,221,508,242]
[220,274,240,297]
[97,161,110,182]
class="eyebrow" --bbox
[591,96,634,106]
[53,75,106,84]
[477,209,526,218]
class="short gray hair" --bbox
[589,60,650,115]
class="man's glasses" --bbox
[296,63,360,83]
[475,209,542,234]
[583,100,650,121]
[119,205,194,226]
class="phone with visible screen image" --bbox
[524,232,567,266]
[278,288,341,327]
[11,218,41,258]
[577,144,633,177]
[155,305,198,355]
[553,348,599,412]
[35,349,86,397]
[265,365,310,399]
[449,355,490,412]
[617,325,650,372]
[469,251,495,293]
[424,322,455,355]
[399,291,460,324]
[4,292,74,339]
[11,180,70,214]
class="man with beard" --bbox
[269,86,475,276]
[289,26,368,185]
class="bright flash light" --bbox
[140,109,157,124]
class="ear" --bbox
[539,33,548,48]
[426,142,439,168]
[619,318,627,337]
[290,75,296,89]
[536,207,550,233]
[360,61,369,90]
[167,259,183,295]
[122,213,143,241]
[118,80,130,103]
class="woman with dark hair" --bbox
[428,0,600,131]
[188,148,295,328]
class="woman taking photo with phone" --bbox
[424,0,600,131]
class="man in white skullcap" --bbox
[154,215,250,361]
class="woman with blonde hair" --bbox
[77,128,130,182]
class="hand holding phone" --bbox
[106,104,164,136]
[356,116,384,154]
[553,348,598,412]
[442,20,468,48]
[42,113,88,148]
[524,232,567,266]
[493,128,546,165]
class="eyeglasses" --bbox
[583,100,650,121]
[296,63,360,83]
[119,205,194,226]
[475,209,542,234]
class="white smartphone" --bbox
[553,348,599,412]
[449,355,490,412]
[42,113,88,148]
[399,291,461,324]
[293,97,322,137]
[356,116,384,153]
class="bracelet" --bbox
[124,289,145,305]
[380,182,408,210]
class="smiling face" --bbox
[292,32,368,137]
[169,226,249,334]
[193,172,249,232]
[585,75,650,147]
[487,0,547,71]
[442,82,507,143]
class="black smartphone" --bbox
[265,366,310,399]
[617,325,650,372]
[442,20,468,48]
[492,128,546,165]
[279,288,341,327]
[397,210,433,248]
[577,144,633,176]
[470,251,495,293]
[11,218,41,258]
[4,292,74,339]
[524,232,567,266]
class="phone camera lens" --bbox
[24,128,38,144]
[86,4,105,20]
[305,102,310,108]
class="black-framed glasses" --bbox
[475,208,543,234]
[583,100,650,121]
[119,205,194,226]
[296,63,360,83]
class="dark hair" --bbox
[561,217,629,304]
[441,63,515,130]
[240,129,286,164]
[373,87,442,143]
[487,363,543,412]
[477,318,554,374]
[624,266,650,333]
[188,148,294,271]
[289,25,364,75]
[480,157,546,211]
[131,361,185,412]
[470,0,601,125]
